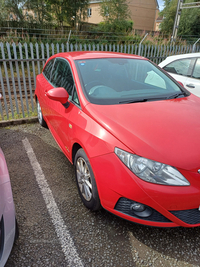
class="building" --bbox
[87,0,103,24]
[155,16,163,31]
[87,0,160,31]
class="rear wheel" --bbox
[74,149,101,211]
[37,99,48,128]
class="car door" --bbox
[45,57,81,159]
[184,58,200,97]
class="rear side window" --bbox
[51,58,75,98]
[163,58,195,77]
[192,58,200,79]
[43,59,54,80]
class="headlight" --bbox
[115,148,190,186]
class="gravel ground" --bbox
[1,123,200,267]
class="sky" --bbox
[157,0,164,11]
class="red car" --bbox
[35,51,200,227]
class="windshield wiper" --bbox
[167,92,186,99]
[119,92,187,104]
[119,97,167,104]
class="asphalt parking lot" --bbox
[1,122,200,267]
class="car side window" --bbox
[72,88,80,105]
[51,58,74,99]
[192,58,200,79]
[163,58,195,77]
[43,59,54,81]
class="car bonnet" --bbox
[84,94,200,172]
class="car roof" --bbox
[164,52,200,61]
[49,51,145,61]
[159,52,200,67]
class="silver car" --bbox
[0,147,18,266]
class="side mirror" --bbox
[46,87,69,105]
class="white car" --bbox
[0,147,18,266]
[159,53,200,97]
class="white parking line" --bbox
[22,138,84,267]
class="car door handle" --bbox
[186,84,195,88]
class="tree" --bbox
[25,0,52,24]
[0,0,52,24]
[160,0,177,34]
[99,0,133,33]
[0,0,9,22]
[3,0,26,21]
[46,0,89,28]
[100,0,130,21]
[178,3,200,36]
[66,0,89,28]
[160,0,200,37]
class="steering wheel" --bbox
[85,80,105,91]
[88,85,102,96]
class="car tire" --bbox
[14,218,19,242]
[74,148,101,211]
[37,99,48,128]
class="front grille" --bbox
[115,198,171,223]
[170,209,200,225]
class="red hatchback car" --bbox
[35,51,200,228]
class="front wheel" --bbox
[74,149,101,211]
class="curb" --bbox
[0,117,38,127]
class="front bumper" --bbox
[90,153,200,227]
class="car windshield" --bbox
[75,58,187,105]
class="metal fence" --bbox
[0,41,200,121]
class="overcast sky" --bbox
[157,0,164,11]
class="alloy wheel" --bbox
[76,157,92,201]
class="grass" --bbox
[0,99,37,121]
[8,108,37,120]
